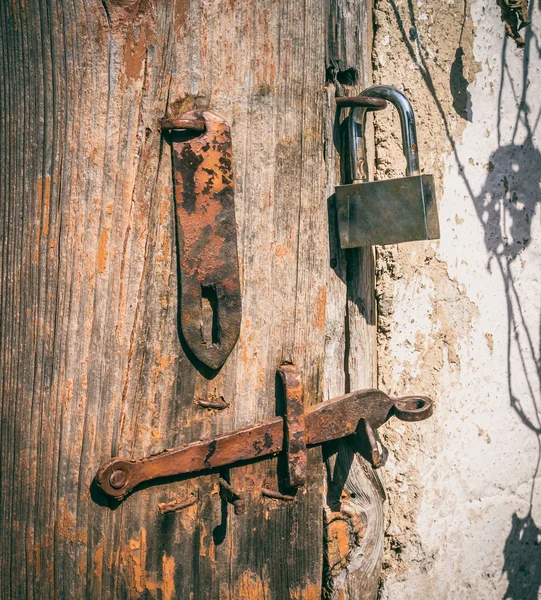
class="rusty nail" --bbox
[109,469,127,490]
[261,488,295,502]
[158,494,198,515]
[195,397,229,410]
[335,95,388,110]
[219,478,246,515]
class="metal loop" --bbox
[160,114,206,133]
[392,396,433,422]
[361,86,420,175]
[340,86,420,183]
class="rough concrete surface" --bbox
[372,0,541,598]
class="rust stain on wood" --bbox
[174,0,190,34]
[37,175,51,243]
[56,498,75,541]
[315,286,327,331]
[123,22,148,82]
[97,228,110,274]
[41,176,50,236]
[152,352,177,382]
[275,243,288,257]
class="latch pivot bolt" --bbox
[109,469,127,490]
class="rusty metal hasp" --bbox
[95,365,433,501]
[161,111,242,370]
[335,86,440,247]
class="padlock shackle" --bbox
[348,86,420,182]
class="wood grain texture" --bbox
[0,0,380,598]
[324,1,384,598]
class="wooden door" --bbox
[0,1,382,598]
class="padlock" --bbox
[335,85,440,247]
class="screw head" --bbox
[109,469,127,490]
[233,498,247,515]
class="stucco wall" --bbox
[372,0,541,598]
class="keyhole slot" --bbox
[201,285,220,347]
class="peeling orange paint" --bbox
[199,521,216,563]
[290,581,321,600]
[152,352,177,382]
[326,513,356,576]
[120,530,176,599]
[275,243,288,257]
[315,286,327,331]
[161,553,176,600]
[199,522,208,557]
[78,557,86,576]
[97,227,109,274]
[120,529,147,596]
[93,543,104,582]
[56,498,76,542]
[78,529,88,545]
[123,23,148,83]
[232,570,269,600]
[159,199,170,225]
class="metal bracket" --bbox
[278,364,307,488]
[161,111,242,370]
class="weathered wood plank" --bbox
[0,0,379,598]
[324,0,384,598]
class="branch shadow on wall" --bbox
[386,0,541,597]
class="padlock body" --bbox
[335,174,440,247]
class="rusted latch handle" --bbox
[161,111,242,370]
[95,367,432,501]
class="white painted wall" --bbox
[374,1,541,598]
